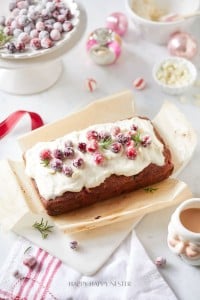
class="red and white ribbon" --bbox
[0,110,44,139]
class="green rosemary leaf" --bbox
[0,28,12,47]
[99,137,112,149]
[144,187,158,193]
[32,218,54,239]
[24,246,32,255]
[132,131,141,146]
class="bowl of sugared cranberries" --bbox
[0,0,80,59]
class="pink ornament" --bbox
[106,12,128,36]
[168,32,198,60]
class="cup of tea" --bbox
[167,198,200,266]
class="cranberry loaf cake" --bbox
[24,117,174,216]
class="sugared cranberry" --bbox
[111,126,120,136]
[126,147,137,160]
[70,240,78,250]
[40,149,52,160]
[94,153,104,165]
[30,38,41,50]
[53,149,64,160]
[23,256,37,268]
[6,42,17,53]
[39,30,49,39]
[87,140,98,152]
[15,41,26,51]
[111,142,122,153]
[9,2,17,12]
[50,158,63,171]
[18,32,30,44]
[141,135,151,147]
[131,124,138,131]
[98,131,111,141]
[73,158,84,168]
[78,142,87,153]
[36,21,45,31]
[117,133,130,145]
[41,37,53,48]
[57,14,66,23]
[53,21,63,32]
[62,165,73,177]
[62,21,73,32]
[50,29,61,41]
[86,130,99,140]
[64,147,75,159]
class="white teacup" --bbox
[167,198,200,266]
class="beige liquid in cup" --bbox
[180,208,200,233]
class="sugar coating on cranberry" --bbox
[23,256,37,269]
[141,135,151,147]
[111,142,122,153]
[1,0,76,54]
[50,29,61,41]
[64,147,75,159]
[117,133,130,145]
[53,149,64,160]
[73,158,84,168]
[62,165,73,177]
[41,37,53,48]
[126,147,137,160]
[94,153,105,165]
[78,142,87,153]
[18,31,30,44]
[30,37,41,50]
[87,140,98,152]
[86,130,99,140]
[40,149,52,161]
[62,21,73,32]
[50,158,63,171]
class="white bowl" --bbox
[152,57,197,95]
[125,0,200,44]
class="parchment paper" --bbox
[0,90,196,234]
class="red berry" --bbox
[23,256,37,269]
[62,165,73,177]
[111,142,122,153]
[126,147,137,160]
[87,140,98,152]
[73,158,84,168]
[50,158,63,171]
[117,133,130,145]
[94,153,104,165]
[141,135,151,147]
[64,147,75,159]
[40,149,52,160]
[78,142,87,153]
[53,149,64,159]
[130,124,138,131]
[111,126,120,136]
[86,130,99,140]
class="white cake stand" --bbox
[0,4,86,95]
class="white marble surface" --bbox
[0,0,200,299]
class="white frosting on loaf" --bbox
[25,117,165,200]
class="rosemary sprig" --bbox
[40,159,50,167]
[32,218,54,239]
[24,246,32,255]
[99,137,112,149]
[132,131,141,146]
[144,187,158,193]
[0,28,12,47]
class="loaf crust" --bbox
[28,123,174,216]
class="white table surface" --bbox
[0,1,200,299]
